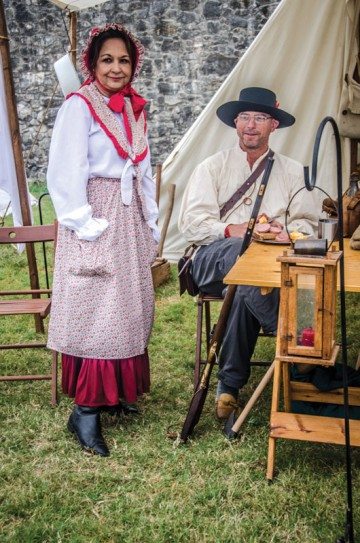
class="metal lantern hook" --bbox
[304,117,353,543]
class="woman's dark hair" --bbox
[88,29,137,76]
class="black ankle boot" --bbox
[68,405,110,457]
[122,402,140,415]
[102,402,140,416]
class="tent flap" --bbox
[159,0,355,261]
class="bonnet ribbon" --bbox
[95,80,147,145]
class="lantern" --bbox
[277,248,342,367]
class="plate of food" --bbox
[252,214,308,244]
[252,235,291,245]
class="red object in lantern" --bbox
[301,327,315,346]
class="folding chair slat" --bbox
[0,224,56,244]
[0,299,51,316]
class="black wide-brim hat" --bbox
[216,87,295,128]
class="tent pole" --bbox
[69,11,77,67]
[0,0,43,333]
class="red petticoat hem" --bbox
[61,350,150,406]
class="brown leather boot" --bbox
[215,393,241,421]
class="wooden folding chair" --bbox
[194,292,274,389]
[0,224,58,405]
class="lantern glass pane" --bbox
[296,273,316,347]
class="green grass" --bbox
[0,182,359,542]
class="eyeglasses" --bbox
[235,113,272,124]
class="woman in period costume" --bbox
[47,23,159,457]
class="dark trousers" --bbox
[192,238,279,390]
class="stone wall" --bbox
[4,0,280,180]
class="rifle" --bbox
[178,153,275,443]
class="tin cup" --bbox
[318,218,338,245]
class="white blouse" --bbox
[178,146,318,245]
[47,95,160,242]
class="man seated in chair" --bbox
[178,87,318,421]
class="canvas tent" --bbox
[159,0,360,261]
[0,53,34,225]
[0,53,37,225]
[49,0,108,11]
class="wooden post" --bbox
[0,0,43,332]
[155,163,162,208]
[158,184,176,258]
[69,10,77,67]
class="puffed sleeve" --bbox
[47,95,108,241]
[178,160,226,245]
[141,148,160,243]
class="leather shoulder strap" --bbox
[240,153,275,255]
[220,149,274,220]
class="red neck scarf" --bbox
[94,80,147,145]
[107,83,147,120]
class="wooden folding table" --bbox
[224,238,360,479]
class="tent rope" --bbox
[25,81,59,165]
[25,10,72,169]
[0,200,11,226]
[60,9,71,46]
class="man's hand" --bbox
[226,223,248,238]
